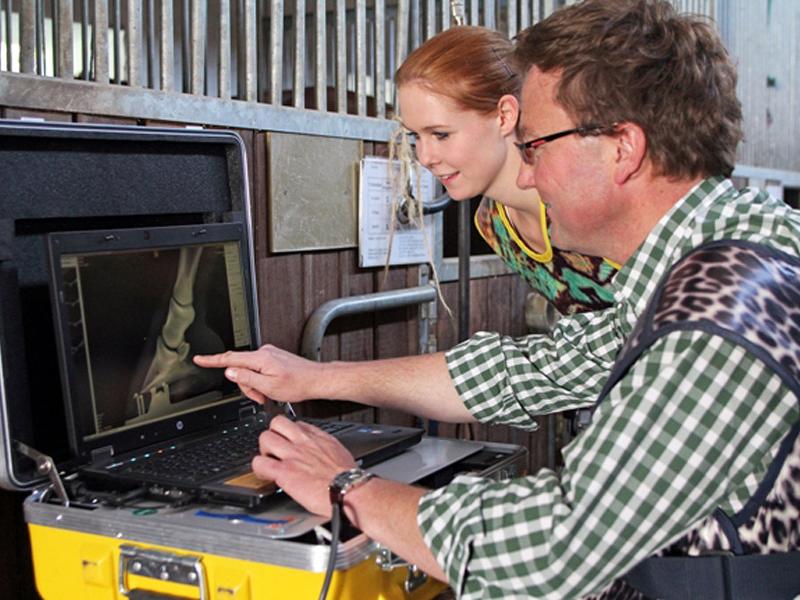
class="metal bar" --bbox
[315,0,326,111]
[425,0,434,40]
[375,0,385,119]
[160,0,173,91]
[113,0,121,83]
[335,0,345,112]
[543,0,554,19]
[191,0,206,95]
[127,0,142,87]
[243,0,256,102]
[36,0,45,75]
[0,70,400,139]
[441,0,450,31]
[5,0,12,71]
[355,0,366,115]
[520,0,530,29]
[508,0,517,38]
[395,0,409,68]
[20,0,35,73]
[57,0,74,79]
[94,0,109,83]
[470,0,478,25]
[410,0,419,48]
[146,0,155,87]
[218,0,231,99]
[300,286,437,360]
[270,0,284,105]
[182,0,190,92]
[0,0,4,71]
[483,0,494,30]
[81,0,89,79]
[294,0,306,107]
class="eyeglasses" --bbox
[515,124,616,165]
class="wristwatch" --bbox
[329,468,376,507]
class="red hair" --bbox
[395,26,520,115]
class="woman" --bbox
[395,26,618,315]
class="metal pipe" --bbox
[57,0,74,79]
[146,0,155,87]
[355,0,366,115]
[20,0,35,73]
[270,0,284,106]
[190,0,206,95]
[182,0,191,92]
[36,0,45,75]
[294,0,306,108]
[81,0,89,79]
[5,0,12,71]
[218,0,230,98]
[374,0,385,118]
[160,0,173,91]
[335,0,345,112]
[243,0,256,101]
[300,285,437,361]
[127,0,142,87]
[314,0,326,111]
[94,0,109,83]
[113,0,121,83]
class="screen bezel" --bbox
[46,223,259,462]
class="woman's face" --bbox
[398,82,508,201]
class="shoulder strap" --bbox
[593,240,800,600]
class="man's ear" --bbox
[497,95,520,137]
[613,122,647,184]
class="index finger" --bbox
[193,350,264,371]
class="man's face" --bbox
[516,68,620,256]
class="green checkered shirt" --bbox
[419,177,800,598]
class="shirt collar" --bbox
[610,176,731,314]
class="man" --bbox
[195,0,800,596]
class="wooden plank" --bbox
[251,131,269,261]
[303,251,341,361]
[338,249,374,362]
[258,253,303,351]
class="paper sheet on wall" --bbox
[358,156,436,268]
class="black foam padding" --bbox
[0,120,247,484]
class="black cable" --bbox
[318,503,342,600]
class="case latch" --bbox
[375,547,429,593]
[118,544,207,599]
[15,441,69,506]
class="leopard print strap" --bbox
[587,240,800,599]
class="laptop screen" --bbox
[47,223,259,460]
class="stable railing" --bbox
[0,0,716,132]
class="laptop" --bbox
[46,222,422,508]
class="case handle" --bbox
[118,544,207,600]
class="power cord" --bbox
[318,502,342,600]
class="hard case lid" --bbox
[0,119,258,490]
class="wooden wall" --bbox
[0,104,553,598]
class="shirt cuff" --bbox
[417,474,487,595]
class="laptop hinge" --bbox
[90,445,115,464]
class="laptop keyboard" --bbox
[107,417,353,485]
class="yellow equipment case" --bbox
[0,119,528,599]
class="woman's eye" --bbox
[433,132,449,140]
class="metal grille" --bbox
[0,1,715,130]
